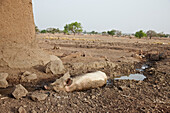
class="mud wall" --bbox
[0,0,50,68]
[0,0,35,47]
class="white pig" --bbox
[45,71,107,92]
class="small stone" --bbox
[25,74,37,81]
[23,105,27,107]
[12,84,28,99]
[91,95,95,99]
[18,106,27,113]
[39,108,43,111]
[119,86,129,91]
[0,73,8,88]
[21,71,37,82]
[31,92,48,101]
[57,104,61,107]
[22,71,31,76]
[31,110,37,113]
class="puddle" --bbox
[114,64,148,81]
[136,64,149,72]
[114,74,146,81]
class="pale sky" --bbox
[32,0,170,34]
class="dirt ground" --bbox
[0,34,170,113]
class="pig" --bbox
[44,71,107,92]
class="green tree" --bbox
[35,26,40,33]
[146,30,157,39]
[107,30,116,37]
[63,24,69,35]
[64,22,83,35]
[83,30,87,34]
[90,31,98,35]
[135,30,146,38]
[46,28,57,34]
[157,32,168,38]
[56,28,61,33]
[102,31,107,36]
[40,30,47,33]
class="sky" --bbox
[32,0,170,34]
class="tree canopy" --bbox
[107,30,116,37]
[64,22,83,35]
[146,30,157,39]
[135,30,146,38]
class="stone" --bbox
[91,95,96,99]
[21,71,37,82]
[118,86,129,91]
[18,106,27,113]
[50,55,60,61]
[45,58,65,75]
[12,84,28,99]
[31,110,37,113]
[0,73,8,88]
[31,92,48,101]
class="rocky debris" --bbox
[62,52,85,59]
[18,106,27,113]
[0,73,8,88]
[70,61,117,74]
[118,86,129,91]
[53,45,60,50]
[31,92,48,101]
[45,58,65,75]
[21,71,37,82]
[12,84,28,99]
[31,110,37,113]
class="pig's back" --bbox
[74,71,107,84]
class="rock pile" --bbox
[21,71,37,82]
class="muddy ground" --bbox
[0,34,170,113]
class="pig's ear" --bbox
[62,72,70,79]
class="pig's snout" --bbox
[65,86,71,92]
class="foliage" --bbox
[64,22,83,35]
[146,30,157,39]
[107,30,116,37]
[35,26,40,33]
[157,32,169,38]
[63,24,69,34]
[135,30,146,38]
[102,31,107,36]
[40,30,47,33]
[46,28,61,34]
[90,31,98,35]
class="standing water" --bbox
[114,74,146,81]
[113,64,148,81]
